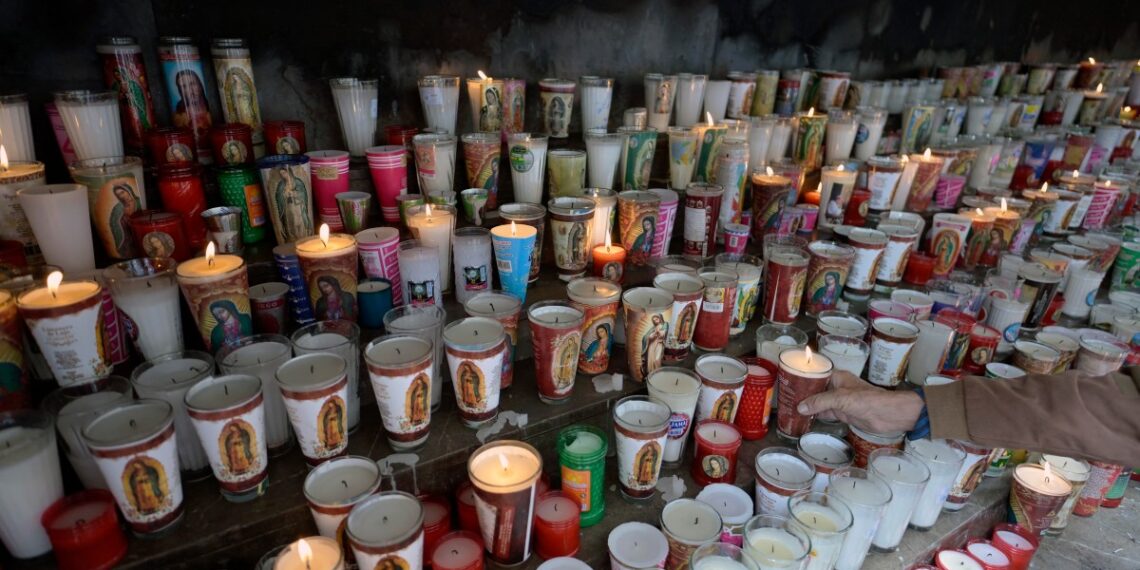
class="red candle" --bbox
[844,189,872,226]
[592,232,627,283]
[692,268,738,352]
[902,252,936,287]
[431,530,485,570]
[534,490,581,560]
[935,549,984,570]
[735,358,777,440]
[386,124,420,148]
[147,126,197,165]
[263,119,307,154]
[690,420,742,486]
[990,524,1038,570]
[963,323,1001,374]
[209,122,254,165]
[157,163,209,249]
[762,246,809,325]
[456,482,480,533]
[964,539,1012,570]
[421,495,453,567]
[40,489,127,570]
[128,210,192,261]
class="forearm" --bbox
[925,369,1140,466]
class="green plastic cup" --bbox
[216,164,268,244]
[557,424,608,527]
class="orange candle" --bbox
[592,231,627,283]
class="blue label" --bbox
[1003,323,1020,343]
[667,413,690,439]
[1086,290,1097,307]
[855,123,870,143]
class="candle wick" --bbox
[342,480,348,488]
[852,480,856,489]
[554,503,558,512]
[146,281,152,288]
[383,515,388,524]
[897,464,901,472]
[396,347,402,355]
[310,365,314,374]
[490,302,495,311]
[129,419,136,429]
[224,385,229,396]
[812,515,818,525]
[775,467,780,476]
[452,549,458,556]
[694,516,699,525]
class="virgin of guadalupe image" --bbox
[404,373,430,427]
[582,324,611,367]
[567,222,587,265]
[547,97,566,134]
[273,164,312,243]
[110,67,152,131]
[640,314,667,379]
[811,271,842,309]
[675,303,697,344]
[480,88,501,132]
[630,217,656,262]
[712,392,737,422]
[654,82,671,114]
[373,555,412,570]
[509,89,524,130]
[122,457,168,516]
[207,300,252,350]
[457,361,485,410]
[632,441,661,486]
[472,152,500,190]
[932,231,959,273]
[554,336,579,390]
[315,276,356,321]
[222,69,260,127]
[220,420,257,475]
[107,183,142,257]
[318,397,346,451]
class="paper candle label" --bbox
[616,433,666,492]
[92,427,183,531]
[159,53,212,154]
[868,336,915,387]
[189,401,267,492]
[368,362,432,441]
[260,161,314,244]
[805,257,851,315]
[540,92,573,138]
[509,146,534,172]
[446,347,504,419]
[575,301,618,375]
[473,485,534,563]
[282,384,349,463]
[731,278,760,333]
[946,443,993,505]
[213,57,262,132]
[667,412,691,439]
[846,244,884,293]
[619,200,659,266]
[73,172,144,259]
[550,218,591,274]
[561,466,593,512]
[24,301,110,385]
[877,236,916,283]
[696,385,743,423]
[625,307,671,383]
[301,261,358,322]
[664,298,700,353]
[352,536,423,570]
[683,205,709,254]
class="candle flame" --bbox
[1001,197,1008,212]
[1043,460,1053,483]
[319,223,330,247]
[805,346,813,363]
[923,148,932,159]
[975,208,984,216]
[807,107,815,117]
[510,220,517,236]
[900,154,909,164]
[837,164,845,172]
[1126,106,1134,113]
[765,166,774,176]
[206,241,216,266]
[477,70,488,81]
[705,111,714,126]
[1088,57,1096,65]
[1096,83,1103,93]
[816,182,822,192]
[1040,182,1048,193]
[425,203,433,218]
[298,539,313,565]
[497,452,509,471]
[0,145,7,171]
[605,230,612,249]
[46,271,62,299]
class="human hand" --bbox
[797,370,924,434]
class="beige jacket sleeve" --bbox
[925,368,1140,467]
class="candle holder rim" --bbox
[215,334,292,369]
[291,319,361,350]
[274,352,348,391]
[867,448,932,485]
[130,350,215,390]
[787,490,855,536]
[754,447,816,486]
[41,375,133,417]
[81,398,173,448]
[467,439,543,490]
[442,316,505,351]
[303,455,382,508]
[612,395,671,432]
[827,467,894,506]
[363,333,433,368]
[659,498,723,545]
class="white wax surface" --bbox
[995,530,1034,550]
[661,500,721,543]
[536,494,578,523]
[695,484,753,526]
[966,542,1010,566]
[347,494,422,543]
[423,500,449,525]
[366,336,432,366]
[276,354,345,389]
[908,438,966,528]
[274,537,343,570]
[608,522,668,568]
[696,355,747,382]
[745,527,804,564]
[936,550,984,570]
[17,281,100,308]
[818,316,866,337]
[83,401,170,446]
[696,422,740,445]
[779,349,832,376]
[135,358,211,388]
[1014,464,1072,495]
[176,254,244,279]
[465,292,522,316]
[799,433,851,466]
[443,317,504,347]
[756,454,814,486]
[305,459,380,505]
[529,305,583,327]
[694,556,750,570]
[565,431,605,455]
[185,376,260,411]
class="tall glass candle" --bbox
[763,247,809,325]
[557,425,608,527]
[466,73,504,133]
[101,258,182,360]
[653,272,704,360]
[869,449,930,552]
[754,448,816,517]
[130,350,213,478]
[792,108,827,170]
[490,220,537,303]
[383,306,446,412]
[828,467,892,570]
[17,274,109,385]
[788,490,854,570]
[344,491,424,569]
[693,268,738,352]
[906,438,967,530]
[184,374,268,502]
[303,456,381,548]
[296,226,358,322]
[508,132,548,204]
[216,335,294,454]
[468,440,542,565]
[413,133,458,197]
[55,90,122,161]
[539,78,575,138]
[579,76,614,132]
[397,239,441,308]
[0,410,63,558]
[585,130,626,190]
[17,183,95,272]
[176,244,251,352]
[669,127,699,190]
[1039,454,1090,535]
[675,74,708,127]
[0,94,35,161]
[613,395,670,500]
[363,334,432,450]
[419,75,460,135]
[292,320,361,434]
[461,132,501,209]
[158,37,213,161]
[684,182,724,256]
[548,197,595,280]
[527,301,584,403]
[444,317,507,427]
[567,277,621,375]
[328,78,377,157]
[256,154,314,245]
[274,353,349,466]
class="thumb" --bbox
[798,389,846,416]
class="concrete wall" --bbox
[4,0,1138,175]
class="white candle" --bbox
[385,306,446,411]
[743,526,809,570]
[754,449,815,517]
[216,337,294,452]
[536,492,579,523]
[0,94,35,160]
[696,483,754,532]
[675,74,708,128]
[584,130,626,189]
[274,353,350,465]
[703,80,731,122]
[55,90,122,161]
[661,498,723,546]
[303,456,381,539]
[508,132,549,204]
[936,550,984,570]
[345,491,424,569]
[17,273,108,384]
[274,536,345,570]
[292,322,361,433]
[537,557,592,570]
[329,78,378,157]
[184,374,268,500]
[788,495,852,570]
[853,107,887,160]
[816,314,867,338]
[49,380,133,489]
[758,334,802,365]
[407,204,456,293]
[798,432,853,493]
[646,368,702,463]
[131,352,214,474]
[0,416,63,559]
[418,74,460,135]
[906,438,967,530]
[695,354,747,423]
[869,451,930,551]
[818,335,869,377]
[825,113,858,163]
[0,156,46,265]
[966,541,1011,568]
[452,227,493,305]
[767,119,792,162]
[17,183,95,272]
[608,522,669,570]
[104,259,183,360]
[398,239,442,307]
[413,134,457,196]
[827,468,892,570]
[579,76,614,132]
[364,335,434,450]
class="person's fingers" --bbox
[798,389,848,416]
[829,370,865,390]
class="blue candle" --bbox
[491,222,537,303]
[358,278,393,330]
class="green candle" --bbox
[557,424,608,527]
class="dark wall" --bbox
[3,0,1139,176]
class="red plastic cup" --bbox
[421,494,453,567]
[0,239,28,267]
[990,523,1038,570]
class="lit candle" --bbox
[0,148,46,265]
[296,224,359,322]
[791,107,827,170]
[592,230,627,282]
[818,164,857,229]
[345,491,425,569]
[302,456,381,542]
[775,347,833,441]
[0,410,64,559]
[1009,462,1073,535]
[694,112,729,183]
[274,536,345,570]
[467,440,543,565]
[176,242,253,352]
[467,71,504,133]
[16,272,109,385]
[407,203,456,293]
[490,221,538,303]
